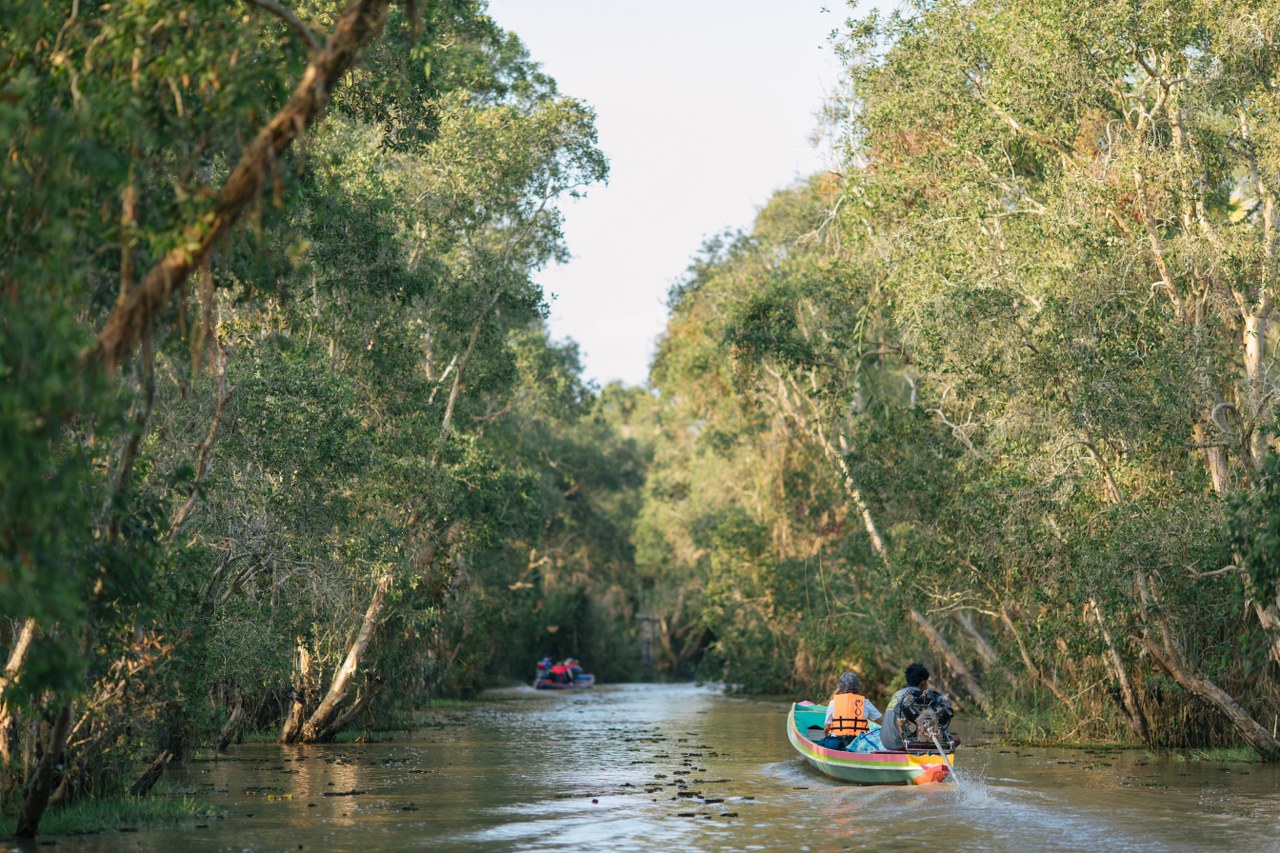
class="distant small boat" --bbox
[533,673,596,690]
[787,702,952,785]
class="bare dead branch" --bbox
[1185,564,1248,580]
[168,345,234,541]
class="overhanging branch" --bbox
[88,0,396,372]
[247,0,321,53]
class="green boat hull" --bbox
[787,703,953,785]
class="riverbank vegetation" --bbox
[0,794,216,838]
[4,0,1280,840]
[1,0,643,837]
[640,0,1280,757]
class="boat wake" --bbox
[761,757,860,788]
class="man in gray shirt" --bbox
[878,662,931,751]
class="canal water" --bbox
[16,683,1280,852]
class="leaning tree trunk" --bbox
[1137,636,1280,759]
[1252,596,1280,667]
[1089,598,1151,743]
[14,702,71,839]
[127,751,174,797]
[1135,572,1280,759]
[994,600,1071,707]
[281,282,500,744]
[281,577,390,744]
[216,696,246,753]
[0,619,36,764]
[952,610,1015,685]
[836,433,989,710]
[0,618,37,811]
[907,607,991,712]
[764,365,990,712]
[830,430,991,713]
[88,0,396,372]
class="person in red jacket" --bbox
[549,662,571,684]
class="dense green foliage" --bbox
[639,0,1280,756]
[0,0,651,835]
[5,0,1280,838]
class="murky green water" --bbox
[12,684,1280,851]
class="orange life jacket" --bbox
[828,692,870,736]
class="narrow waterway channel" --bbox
[18,684,1280,852]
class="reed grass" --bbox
[1168,747,1264,763]
[0,794,217,838]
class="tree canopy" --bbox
[4,0,1280,837]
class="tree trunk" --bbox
[657,590,688,674]
[833,432,989,712]
[993,600,1070,705]
[323,674,384,740]
[762,366,990,713]
[15,701,72,839]
[952,610,1015,684]
[821,431,987,709]
[1135,572,1279,758]
[216,697,246,753]
[1193,420,1232,494]
[0,619,37,766]
[908,607,992,713]
[1089,598,1150,743]
[1252,598,1280,666]
[1137,636,1280,759]
[0,618,37,811]
[168,344,232,541]
[127,751,173,797]
[1243,311,1270,473]
[278,639,316,744]
[290,577,390,744]
[1070,416,1151,742]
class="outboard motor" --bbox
[893,688,956,752]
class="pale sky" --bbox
[486,1,867,387]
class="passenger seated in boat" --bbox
[565,658,583,680]
[549,662,571,683]
[816,671,882,750]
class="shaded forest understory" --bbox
[4,0,1280,838]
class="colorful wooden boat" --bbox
[533,673,596,690]
[787,702,953,785]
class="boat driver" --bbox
[879,662,929,751]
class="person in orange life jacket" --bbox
[815,671,882,750]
